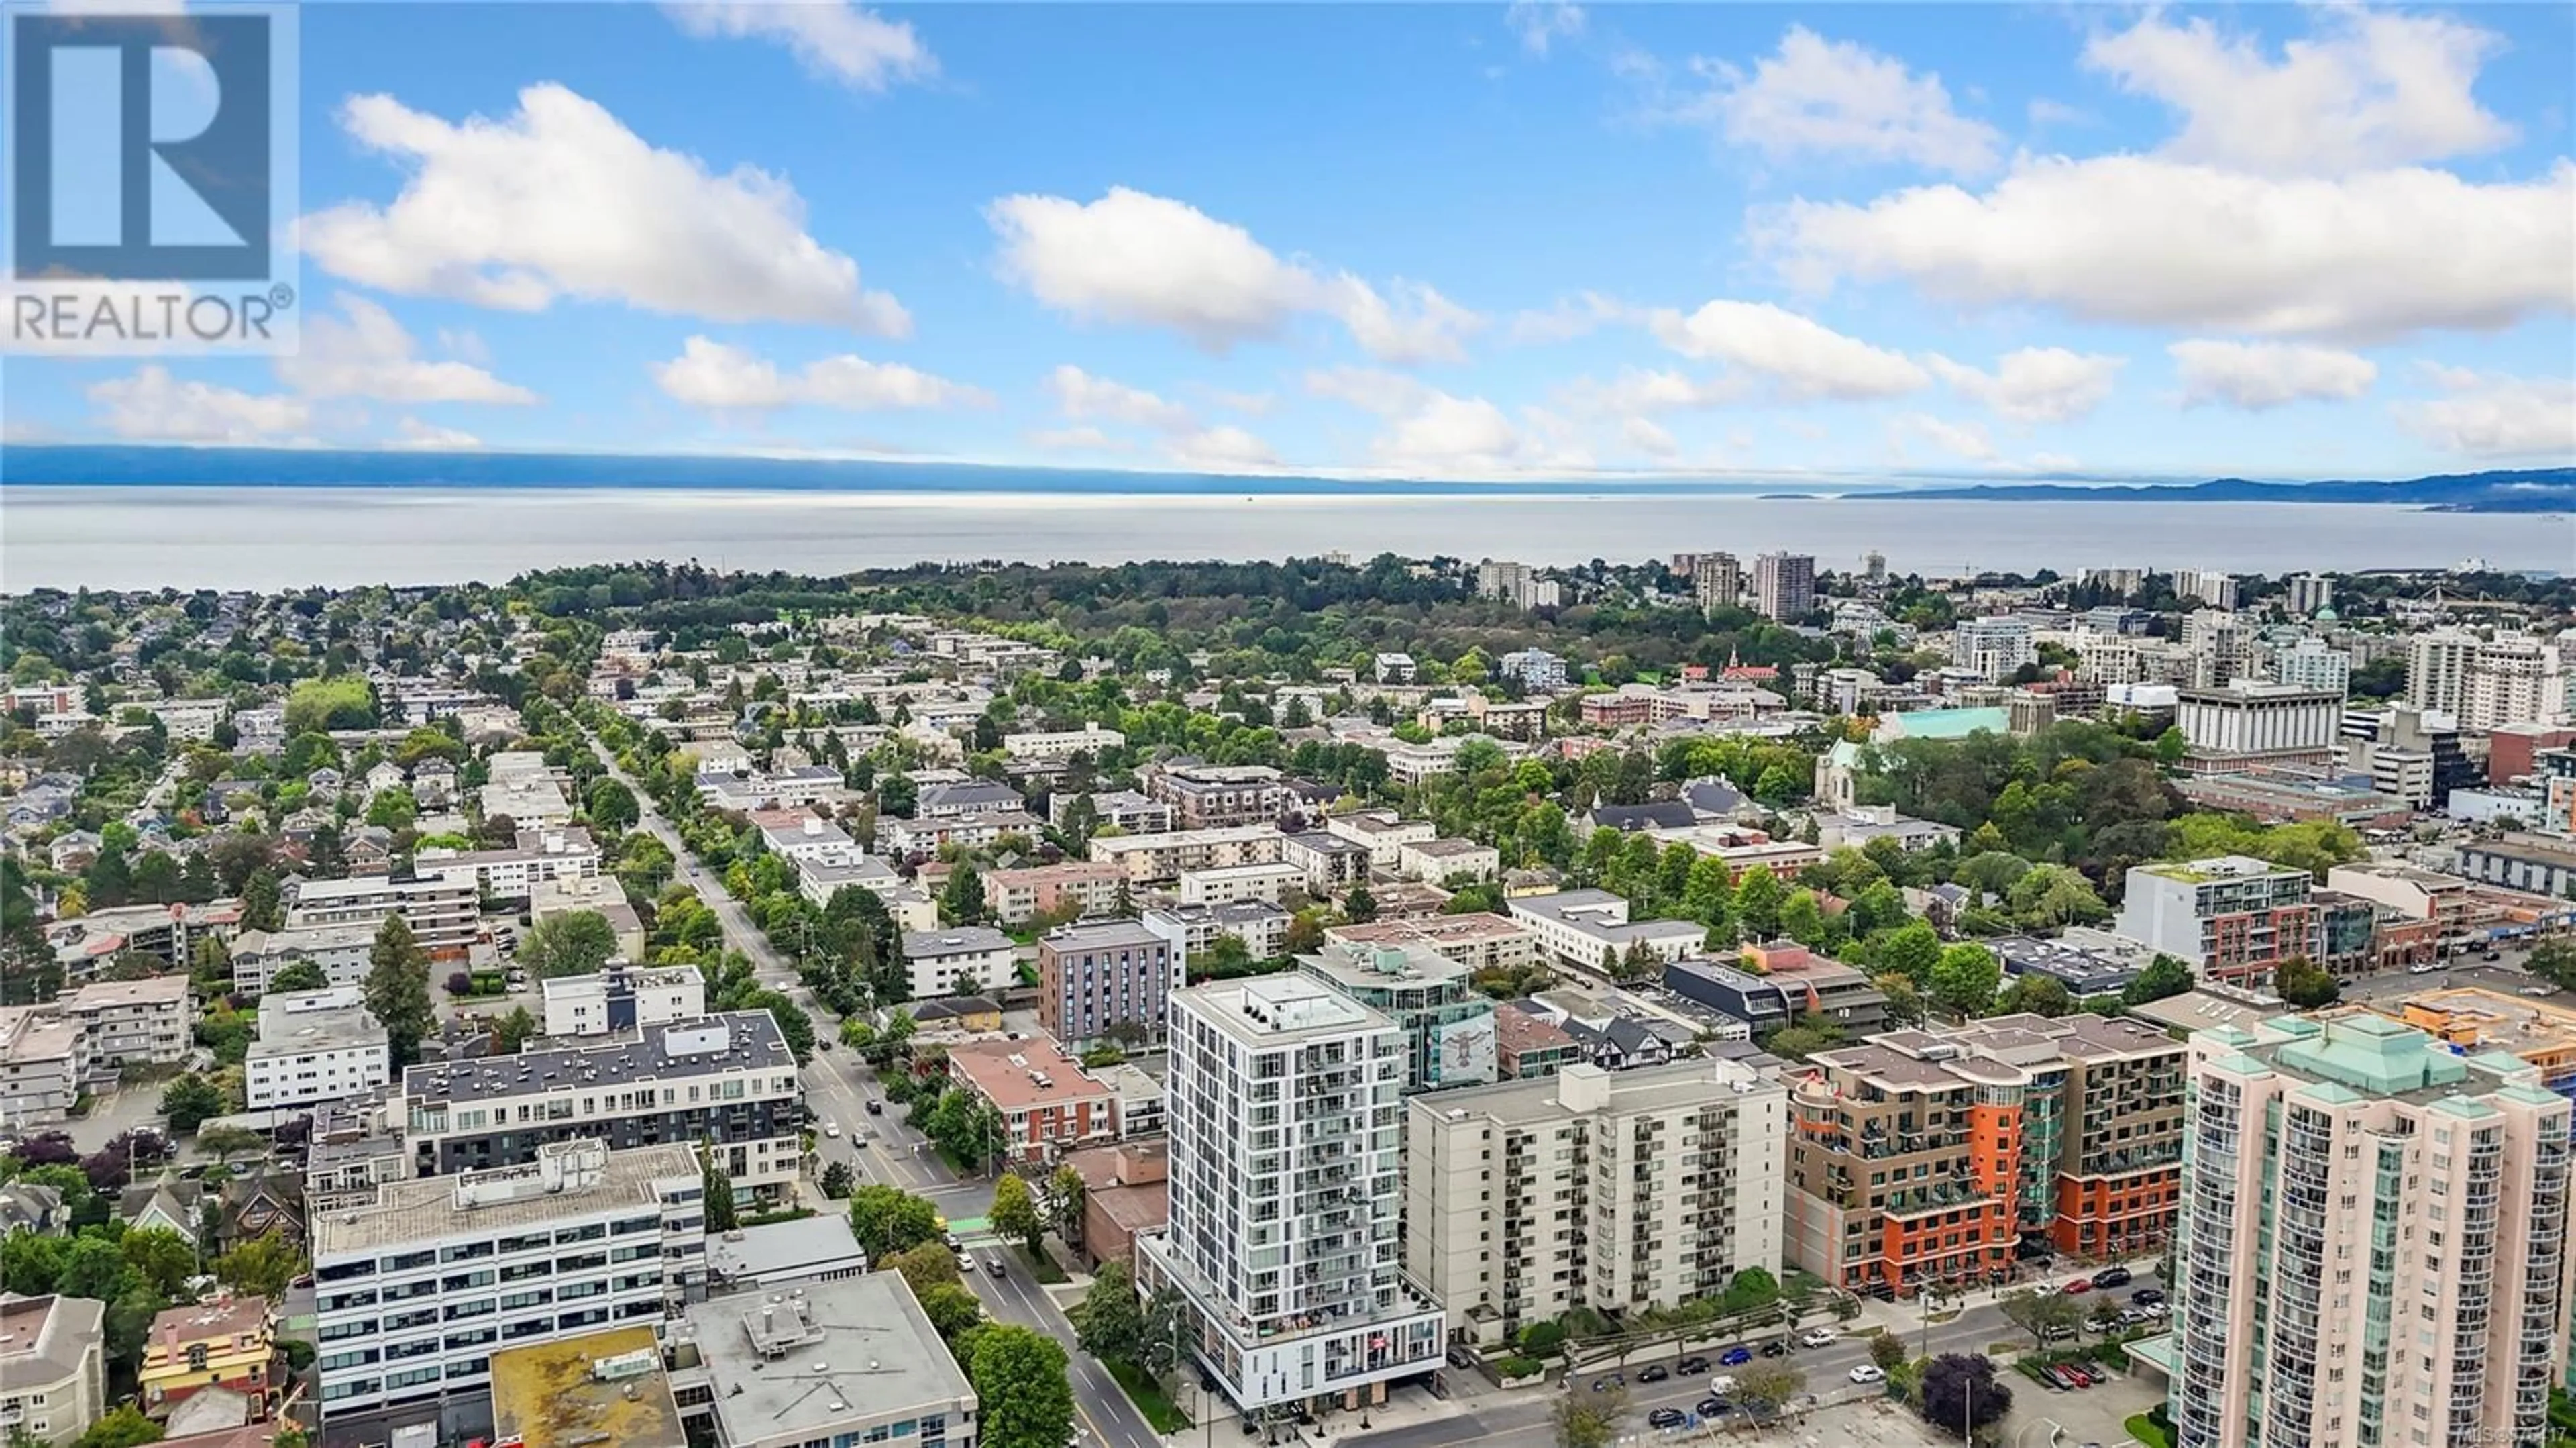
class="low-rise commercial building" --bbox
[311,1139,706,1422]
[1037,919,1179,1046]
[668,1273,977,1448]
[244,988,389,1110]
[0,1293,105,1447]
[1406,1059,1786,1342]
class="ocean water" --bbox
[3,486,2571,591]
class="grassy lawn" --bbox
[1018,1245,1069,1285]
[1106,1359,1191,1433]
[2124,1414,2172,1448]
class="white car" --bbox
[1847,1365,1886,1385]
[2408,962,2443,974]
[824,1122,841,1139]
[1798,1328,1839,1349]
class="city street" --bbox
[1347,1270,2169,1448]
[578,729,801,994]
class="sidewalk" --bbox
[1843,1252,2164,1342]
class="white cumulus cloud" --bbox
[1925,347,2124,423]
[1044,365,1195,431]
[1668,25,2000,174]
[391,417,483,450]
[1890,412,1996,462]
[1507,0,1585,57]
[1646,299,1928,401]
[305,84,910,333]
[2395,370,2576,460]
[87,367,309,443]
[2082,10,2513,178]
[2168,340,2377,410]
[987,187,1480,362]
[651,336,985,411]
[665,2,933,91]
[1167,425,1281,471]
[1766,156,2575,342]
[276,294,537,404]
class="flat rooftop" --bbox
[706,1213,869,1285]
[684,1274,973,1446]
[2370,988,2576,1065]
[251,990,382,1055]
[313,1140,696,1261]
[947,1039,1114,1110]
[490,1324,687,1448]
[1297,941,1475,989]
[400,1011,789,1107]
[902,927,1014,959]
[1421,1056,1780,1126]
[1039,919,1167,951]
[61,974,191,1009]
[1177,973,1390,1045]
[1328,913,1531,947]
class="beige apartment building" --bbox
[54,976,192,1071]
[2146,1011,2573,1448]
[1405,1059,1786,1344]
[0,1293,106,1446]
[1326,913,1542,977]
[1089,825,1286,884]
[0,1009,89,1125]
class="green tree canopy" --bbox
[966,1325,1075,1448]
[362,916,433,1068]
[518,909,621,978]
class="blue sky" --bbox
[7,0,2573,481]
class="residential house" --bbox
[138,1297,277,1420]
[0,1293,105,1447]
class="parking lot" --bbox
[65,1081,168,1152]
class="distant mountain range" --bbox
[1904,468,2575,513]
[1,445,2569,510]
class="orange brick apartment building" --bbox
[1785,1013,2186,1297]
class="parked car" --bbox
[2408,961,2443,974]
[2045,1365,2081,1390]
[1796,1328,1839,1349]
[1758,1340,1788,1358]
[2129,1288,2166,1306]
[2094,1266,2131,1288]
[2062,1278,2094,1294]
[1637,1365,1670,1384]
[865,1098,885,1115]
[1676,1357,1709,1376]
[1592,1374,1623,1392]
[1695,1398,1731,1420]
[984,1255,1006,1278]
[2483,949,2503,961]
[1719,1347,1752,1367]
[1847,1365,1886,1385]
[1648,1408,1686,1429]
[824,1121,841,1138]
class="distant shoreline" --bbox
[3,445,2568,512]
